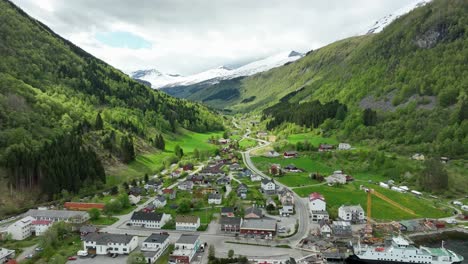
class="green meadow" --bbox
[286,133,338,146]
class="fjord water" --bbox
[412,232,468,263]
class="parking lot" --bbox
[67,255,127,264]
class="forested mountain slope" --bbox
[0,0,223,203]
[207,0,468,157]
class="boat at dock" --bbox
[346,236,464,264]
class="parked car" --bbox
[68,256,77,261]
[35,247,43,252]
[25,254,34,259]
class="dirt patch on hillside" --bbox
[359,92,436,112]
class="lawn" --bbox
[239,138,257,149]
[287,133,338,146]
[294,183,450,220]
[89,216,119,226]
[165,129,224,153]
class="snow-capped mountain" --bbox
[130,51,303,89]
[364,0,432,34]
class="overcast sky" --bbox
[12,0,415,75]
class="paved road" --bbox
[16,244,37,261]
[240,128,310,247]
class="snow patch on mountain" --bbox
[365,0,432,34]
[131,51,303,89]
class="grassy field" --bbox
[294,183,450,220]
[286,133,338,146]
[89,216,119,226]
[165,129,224,153]
[239,138,257,149]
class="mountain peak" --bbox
[217,65,232,71]
[288,51,303,57]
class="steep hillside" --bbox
[0,0,223,206]
[215,0,468,157]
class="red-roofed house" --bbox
[64,202,105,211]
[309,192,329,223]
[32,220,53,236]
[162,188,176,200]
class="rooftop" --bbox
[131,212,164,222]
[144,233,170,244]
[221,207,234,213]
[25,209,88,219]
[64,202,105,210]
[83,233,135,245]
[220,216,242,226]
[241,218,276,231]
[175,215,199,224]
[339,204,364,213]
[309,192,325,201]
[208,193,222,199]
[176,234,199,245]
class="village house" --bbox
[221,207,235,217]
[216,176,230,185]
[332,221,352,237]
[229,163,241,171]
[239,169,253,178]
[440,157,449,164]
[237,183,248,199]
[261,179,276,194]
[319,219,332,237]
[218,138,230,145]
[79,225,97,238]
[250,174,262,182]
[171,170,182,179]
[326,171,348,185]
[178,181,194,191]
[338,143,352,150]
[284,164,302,172]
[266,197,277,208]
[130,212,172,229]
[25,209,90,224]
[143,204,156,213]
[265,150,280,158]
[141,233,170,264]
[32,220,52,236]
[269,164,282,175]
[129,194,141,205]
[283,151,298,159]
[187,174,205,185]
[279,202,294,216]
[7,216,34,240]
[169,234,201,264]
[129,186,144,196]
[220,216,243,233]
[240,218,276,237]
[145,179,162,190]
[153,195,167,208]
[175,215,200,231]
[411,153,425,161]
[338,205,365,223]
[208,193,222,205]
[183,163,194,171]
[162,188,177,200]
[0,248,15,263]
[318,144,334,152]
[309,192,329,223]
[199,163,226,178]
[64,202,105,211]
[257,131,268,138]
[82,233,138,255]
[278,189,295,205]
[244,207,263,219]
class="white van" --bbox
[77,250,88,257]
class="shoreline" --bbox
[406,227,468,239]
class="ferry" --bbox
[347,236,464,264]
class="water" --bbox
[412,232,468,263]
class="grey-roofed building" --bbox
[338,204,365,223]
[0,247,15,263]
[221,207,234,217]
[240,217,276,236]
[141,233,170,263]
[153,195,167,208]
[220,216,242,233]
[331,221,352,237]
[208,193,222,205]
[25,209,89,224]
[244,207,263,219]
[82,233,138,255]
[170,234,201,263]
[175,215,200,231]
[80,225,97,237]
[130,212,172,229]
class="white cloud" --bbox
[11,0,414,75]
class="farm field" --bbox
[165,129,224,153]
[294,183,451,220]
[239,138,257,149]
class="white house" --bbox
[379,182,390,189]
[175,215,200,231]
[462,205,468,211]
[170,234,201,264]
[250,174,262,182]
[130,212,171,229]
[25,209,90,224]
[32,220,53,236]
[319,219,332,237]
[338,143,352,150]
[7,216,34,240]
[338,205,365,223]
[153,195,167,208]
[208,193,222,205]
[0,248,15,263]
[261,179,276,193]
[129,194,141,205]
[141,233,170,264]
[411,153,425,161]
[83,233,138,255]
[178,181,194,191]
[326,171,347,185]
[309,193,329,223]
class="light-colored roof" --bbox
[339,204,364,213]
[175,215,199,224]
[176,234,199,244]
[25,209,88,219]
[241,218,276,231]
[83,233,135,245]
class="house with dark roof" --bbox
[175,215,200,231]
[82,233,138,255]
[199,163,225,177]
[130,212,172,229]
[283,151,298,158]
[261,179,276,194]
[141,233,170,263]
[79,225,97,237]
[220,216,242,233]
[216,176,230,185]
[331,221,352,237]
[221,207,235,217]
[318,219,332,237]
[208,193,222,205]
[153,195,167,208]
[237,183,248,199]
[187,174,204,184]
[319,144,334,152]
[143,204,156,213]
[178,181,194,191]
[244,207,263,219]
[240,218,276,236]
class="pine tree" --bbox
[174,145,184,159]
[95,112,103,130]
